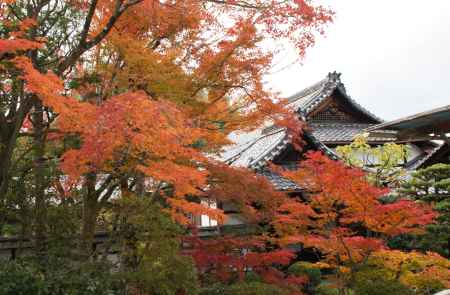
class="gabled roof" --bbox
[287,72,383,123]
[216,72,398,189]
[219,72,380,171]
[218,72,444,182]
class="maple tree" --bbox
[272,151,442,293]
[181,164,306,294]
[0,0,333,249]
[187,235,304,288]
[180,152,447,294]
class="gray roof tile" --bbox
[287,72,383,123]
[309,123,396,143]
[258,170,300,191]
[219,128,289,169]
[219,72,384,174]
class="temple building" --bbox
[197,72,448,228]
[220,72,442,188]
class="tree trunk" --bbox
[32,101,47,253]
[135,172,145,197]
[447,236,450,258]
[0,137,14,199]
[81,173,99,256]
[0,99,31,199]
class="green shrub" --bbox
[199,283,226,295]
[243,271,262,283]
[288,261,322,286]
[351,268,414,295]
[314,282,340,295]
[0,261,46,295]
[223,282,288,295]
[0,259,122,295]
[199,282,288,295]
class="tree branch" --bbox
[79,0,99,46]
[56,0,143,75]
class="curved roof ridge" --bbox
[286,77,328,103]
[286,72,384,124]
[309,122,375,127]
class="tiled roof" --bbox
[258,170,301,191]
[257,133,340,191]
[309,123,396,143]
[219,128,266,163]
[310,123,371,143]
[287,78,328,115]
[287,72,383,123]
[219,73,357,169]
[218,72,387,188]
[220,127,290,169]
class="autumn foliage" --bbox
[270,152,442,290]
[179,151,444,293]
[1,1,448,294]
[186,235,303,285]
[0,0,333,218]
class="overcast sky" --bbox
[267,0,450,120]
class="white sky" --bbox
[266,0,450,120]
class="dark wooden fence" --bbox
[0,224,250,260]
